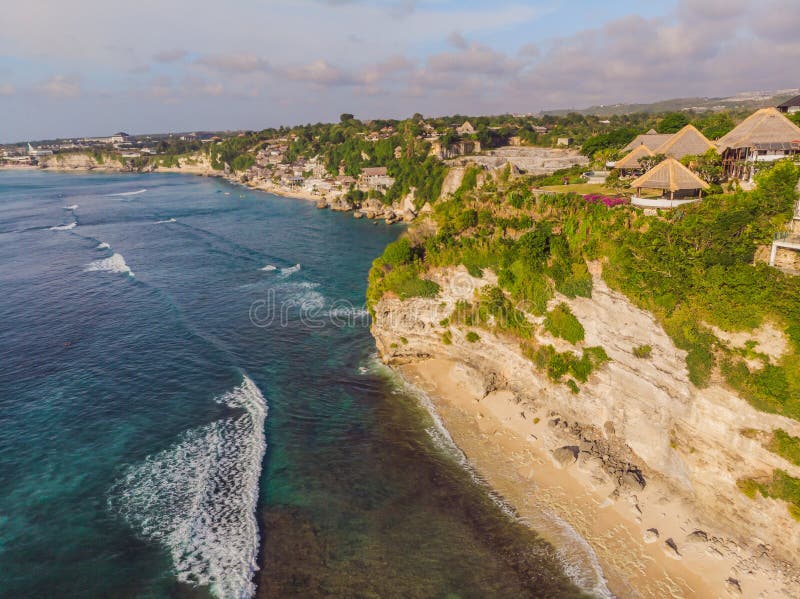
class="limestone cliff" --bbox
[371,264,800,596]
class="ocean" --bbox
[0,171,584,598]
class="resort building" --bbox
[613,144,654,176]
[621,129,673,152]
[777,94,800,114]
[715,108,800,180]
[629,158,709,208]
[456,121,475,135]
[652,124,715,160]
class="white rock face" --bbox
[371,264,800,574]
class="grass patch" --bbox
[739,470,800,521]
[633,344,652,359]
[466,331,480,343]
[766,429,800,467]
[442,330,452,345]
[544,303,585,344]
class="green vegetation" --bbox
[442,330,453,345]
[738,470,800,521]
[632,344,653,359]
[466,331,480,343]
[544,304,585,344]
[523,343,609,385]
[656,112,690,133]
[766,429,800,467]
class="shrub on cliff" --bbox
[544,304,585,344]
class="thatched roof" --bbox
[614,144,654,170]
[622,132,674,152]
[654,124,715,159]
[715,107,800,152]
[630,158,710,192]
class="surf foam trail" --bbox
[65,204,79,210]
[154,218,177,224]
[260,265,277,272]
[86,253,134,277]
[108,376,268,599]
[279,263,301,277]
[109,189,147,197]
[50,222,76,231]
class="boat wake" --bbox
[109,189,147,197]
[86,253,134,277]
[108,376,268,599]
[155,218,177,224]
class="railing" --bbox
[631,196,700,208]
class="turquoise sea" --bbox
[0,171,587,598]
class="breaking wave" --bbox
[279,264,301,277]
[155,218,177,224]
[50,222,76,231]
[108,376,268,599]
[96,242,110,250]
[86,253,134,277]
[260,265,277,272]
[109,189,147,197]
[65,204,79,210]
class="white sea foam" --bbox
[96,242,110,250]
[260,265,277,272]
[108,376,268,599]
[279,263,301,277]
[86,253,134,277]
[65,204,79,210]
[109,189,147,197]
[50,222,76,231]
[155,218,177,224]
[283,281,325,310]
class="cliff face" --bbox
[371,264,800,593]
[39,153,124,171]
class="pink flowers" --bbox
[582,193,630,207]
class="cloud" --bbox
[195,53,270,74]
[37,75,81,98]
[154,49,188,63]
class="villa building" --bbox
[630,158,709,208]
[715,108,800,180]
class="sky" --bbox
[1,0,798,142]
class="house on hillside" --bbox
[777,95,800,114]
[556,137,573,146]
[630,158,709,208]
[715,107,800,180]
[621,129,673,152]
[456,121,475,135]
[360,166,395,190]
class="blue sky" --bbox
[0,0,796,142]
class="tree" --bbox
[340,113,355,123]
[696,112,735,139]
[657,113,689,133]
[638,153,666,172]
[681,149,723,184]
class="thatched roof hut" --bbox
[653,124,715,159]
[614,144,654,172]
[622,131,674,152]
[715,108,800,179]
[715,107,800,152]
[630,158,708,207]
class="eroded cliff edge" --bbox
[371,263,800,597]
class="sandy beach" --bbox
[399,358,787,598]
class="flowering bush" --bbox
[582,193,630,207]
